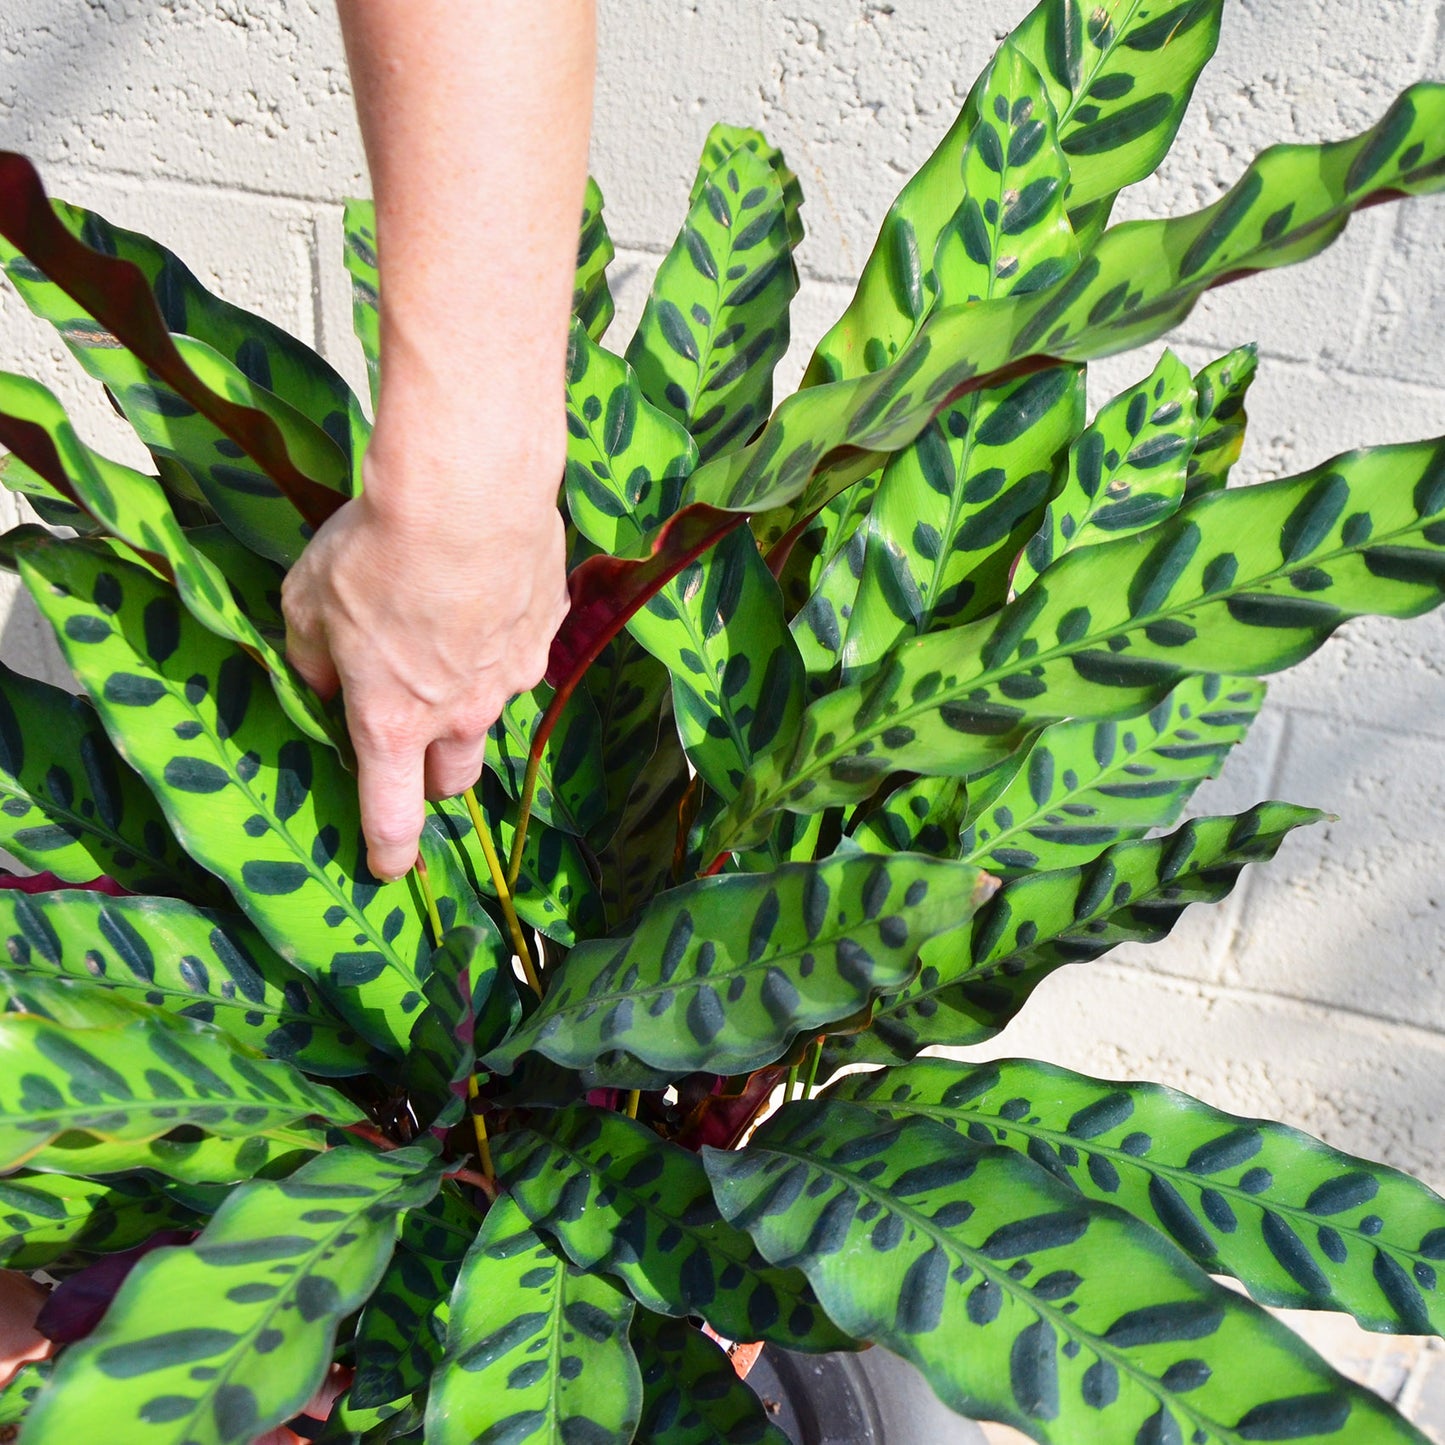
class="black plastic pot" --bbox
[746,1346,987,1444]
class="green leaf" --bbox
[20,1145,441,1445]
[0,203,351,566]
[32,1130,318,1188]
[493,1107,852,1353]
[852,774,971,858]
[342,199,381,413]
[633,529,806,801]
[562,333,806,799]
[490,678,608,838]
[628,136,798,463]
[0,1005,357,1175]
[631,1310,790,1445]
[352,1187,477,1409]
[1187,344,1259,499]
[483,852,996,1086]
[706,433,1445,854]
[425,1193,642,1445]
[0,371,338,744]
[0,1360,50,1430]
[933,44,1080,307]
[960,673,1264,875]
[402,923,508,1133]
[837,364,1084,683]
[48,196,362,463]
[678,83,1445,545]
[565,325,698,554]
[0,441,96,530]
[585,629,675,852]
[0,888,373,1075]
[18,537,481,1055]
[426,786,606,947]
[836,803,1322,1066]
[835,1058,1445,1339]
[689,123,804,250]
[1013,348,1199,594]
[0,1171,205,1271]
[782,474,881,687]
[595,706,691,929]
[0,658,218,899]
[804,1,1222,386]
[1014,0,1226,242]
[706,1099,1425,1444]
[576,175,618,342]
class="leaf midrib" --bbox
[751,1129,1256,1445]
[161,1171,411,1445]
[0,772,180,880]
[961,692,1241,864]
[156,668,413,984]
[854,1097,1442,1281]
[874,820,1295,1024]
[522,1126,801,1309]
[756,476,1441,829]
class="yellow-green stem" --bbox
[413,854,444,947]
[784,1061,800,1104]
[463,787,543,998]
[802,1038,823,1100]
[626,1090,641,1121]
[505,752,542,890]
[467,1076,494,1179]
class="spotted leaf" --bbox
[576,175,618,342]
[18,538,482,1055]
[630,1309,790,1445]
[0,371,338,744]
[627,133,798,463]
[0,1171,207,1271]
[490,678,607,839]
[20,1146,441,1445]
[0,1005,357,1176]
[564,329,806,803]
[678,83,1445,536]
[1013,348,1199,594]
[706,1100,1423,1444]
[594,708,691,930]
[837,1058,1445,1340]
[584,629,675,854]
[341,200,381,414]
[834,803,1321,1067]
[0,658,216,900]
[493,1107,852,1353]
[564,325,698,553]
[1013,0,1227,245]
[482,852,996,1087]
[0,174,350,563]
[803,1,1221,387]
[837,364,1084,683]
[351,1187,478,1409]
[961,673,1264,875]
[0,887,372,1075]
[425,1193,642,1445]
[426,785,606,947]
[0,1361,50,1431]
[705,433,1445,855]
[1187,344,1259,500]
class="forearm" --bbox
[335,0,596,517]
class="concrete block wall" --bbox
[3,0,1445,1419]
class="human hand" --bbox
[283,404,569,882]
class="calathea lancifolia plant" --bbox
[0,3,1443,1442]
